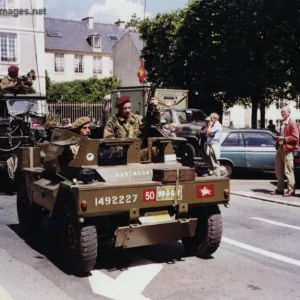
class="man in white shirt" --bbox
[206,113,223,177]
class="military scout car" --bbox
[16,126,230,276]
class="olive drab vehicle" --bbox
[16,115,230,275]
[108,86,189,122]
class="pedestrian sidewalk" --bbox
[230,179,300,207]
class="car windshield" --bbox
[176,110,207,123]
[6,99,49,117]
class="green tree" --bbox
[139,0,300,126]
[139,9,187,88]
[47,76,121,102]
[125,13,141,29]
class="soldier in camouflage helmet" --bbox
[103,95,160,138]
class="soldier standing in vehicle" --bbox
[104,95,160,138]
[0,65,20,91]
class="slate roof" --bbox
[44,17,129,53]
[129,32,144,54]
[112,30,144,55]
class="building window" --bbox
[0,32,17,62]
[93,36,101,48]
[54,53,64,72]
[275,99,287,109]
[223,111,230,126]
[110,57,113,75]
[74,55,83,73]
[276,119,282,132]
[93,56,102,74]
[0,0,15,9]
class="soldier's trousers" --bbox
[208,144,220,177]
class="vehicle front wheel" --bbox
[182,205,223,258]
[62,211,98,276]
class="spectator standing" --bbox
[267,120,279,135]
[270,106,299,197]
[206,113,223,177]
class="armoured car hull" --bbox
[17,128,230,276]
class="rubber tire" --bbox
[0,124,24,152]
[220,163,233,178]
[62,211,98,276]
[180,143,196,167]
[182,206,223,258]
[16,180,44,234]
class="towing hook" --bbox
[224,203,230,208]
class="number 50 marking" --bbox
[143,188,156,202]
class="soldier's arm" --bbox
[103,118,116,138]
[0,77,18,89]
[142,108,161,126]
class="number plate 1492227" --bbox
[95,194,138,206]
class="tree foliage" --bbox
[125,13,141,29]
[138,9,187,88]
[46,76,121,102]
[139,0,300,127]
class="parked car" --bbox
[219,127,300,177]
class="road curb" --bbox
[231,191,300,208]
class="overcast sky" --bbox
[44,0,189,23]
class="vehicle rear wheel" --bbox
[180,143,196,167]
[62,210,98,276]
[16,180,44,234]
[182,205,223,257]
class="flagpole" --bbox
[142,0,146,105]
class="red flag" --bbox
[137,59,147,84]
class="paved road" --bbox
[0,194,299,300]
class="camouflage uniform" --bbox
[0,75,19,90]
[104,114,143,138]
[103,111,161,161]
[0,71,36,94]
[103,111,160,138]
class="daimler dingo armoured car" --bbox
[16,126,230,275]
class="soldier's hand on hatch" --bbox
[149,97,158,107]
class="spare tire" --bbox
[180,143,196,167]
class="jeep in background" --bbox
[0,94,49,191]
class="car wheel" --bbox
[220,163,232,177]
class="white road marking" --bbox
[0,286,14,300]
[89,256,163,299]
[250,217,300,230]
[222,237,300,267]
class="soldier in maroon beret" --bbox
[104,95,160,138]
[0,65,20,91]
[8,65,19,76]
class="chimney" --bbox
[82,16,94,29]
[115,18,125,29]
